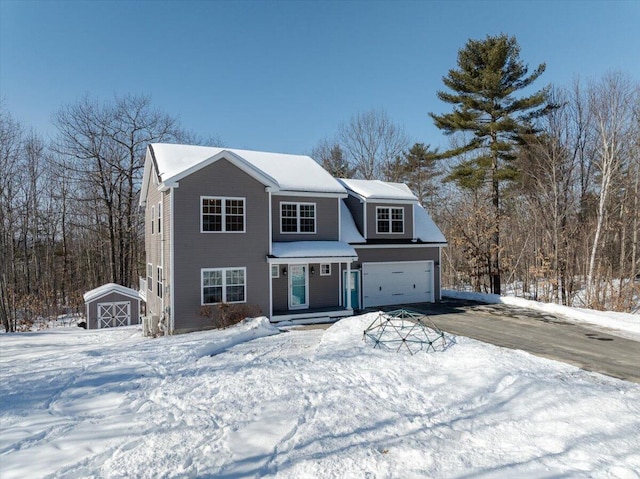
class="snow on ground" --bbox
[443,289,640,340]
[1,315,639,479]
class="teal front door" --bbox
[343,270,360,310]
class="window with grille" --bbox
[280,202,316,234]
[202,267,246,304]
[376,207,404,234]
[201,197,245,232]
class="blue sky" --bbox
[1,0,639,154]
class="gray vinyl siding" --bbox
[171,158,270,332]
[350,246,441,301]
[365,202,414,241]
[272,262,341,313]
[272,196,340,241]
[86,292,140,329]
[144,169,166,322]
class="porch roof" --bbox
[269,241,358,263]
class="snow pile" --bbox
[444,289,640,339]
[192,316,279,357]
[1,314,639,478]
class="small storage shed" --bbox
[83,283,142,329]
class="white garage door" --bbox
[362,261,433,308]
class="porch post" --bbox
[346,261,352,310]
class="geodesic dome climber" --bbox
[363,309,452,354]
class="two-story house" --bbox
[140,143,446,334]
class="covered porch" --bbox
[268,241,358,323]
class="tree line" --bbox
[1,35,638,331]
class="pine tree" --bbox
[430,34,550,294]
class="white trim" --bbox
[438,246,442,301]
[363,198,416,205]
[201,267,247,305]
[163,149,280,191]
[275,191,347,199]
[169,188,175,333]
[363,203,367,238]
[200,196,246,233]
[280,202,316,235]
[320,263,331,276]
[376,206,405,234]
[268,191,273,256]
[354,243,448,249]
[158,200,163,235]
[151,205,155,235]
[288,264,309,310]
[337,199,341,243]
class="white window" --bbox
[320,264,331,276]
[151,205,155,235]
[157,266,163,299]
[201,197,245,233]
[271,264,279,278]
[202,267,246,304]
[147,263,153,291]
[281,202,316,234]
[157,201,162,235]
[376,206,404,234]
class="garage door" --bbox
[97,302,131,328]
[362,261,433,308]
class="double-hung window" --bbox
[157,266,163,299]
[202,267,246,304]
[157,202,162,235]
[281,202,315,234]
[151,206,155,234]
[201,197,245,233]
[147,263,153,292]
[376,206,404,234]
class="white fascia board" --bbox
[354,243,448,249]
[364,198,417,205]
[162,150,280,191]
[266,256,358,264]
[275,190,348,199]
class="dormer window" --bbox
[281,202,316,234]
[377,206,404,234]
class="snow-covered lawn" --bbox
[1,315,639,478]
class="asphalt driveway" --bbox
[373,299,640,384]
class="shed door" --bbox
[362,261,433,308]
[97,302,131,328]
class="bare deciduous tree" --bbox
[337,109,409,180]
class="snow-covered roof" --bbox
[83,283,142,303]
[340,201,365,243]
[337,179,417,201]
[149,143,346,195]
[271,241,358,261]
[414,204,447,243]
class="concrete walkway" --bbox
[390,299,640,384]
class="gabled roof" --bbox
[140,143,346,204]
[337,178,418,202]
[83,283,142,303]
